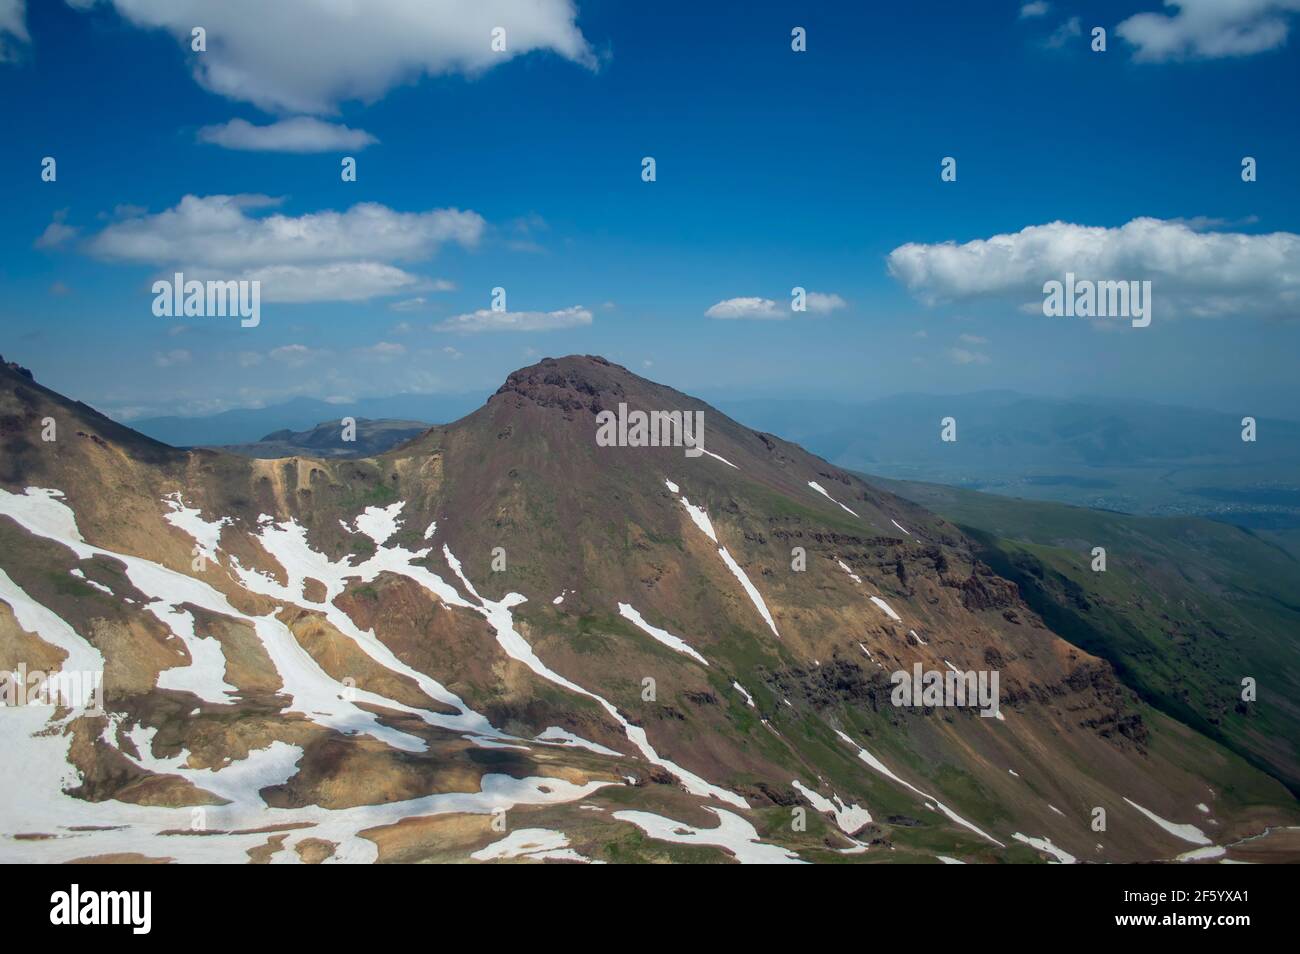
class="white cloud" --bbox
[706,292,845,319]
[71,0,596,114]
[705,297,783,320]
[84,194,483,303]
[88,194,483,269]
[197,117,378,152]
[1020,2,1050,19]
[34,210,77,249]
[957,333,988,344]
[0,0,28,62]
[240,262,421,303]
[806,291,848,314]
[1118,0,1300,61]
[887,217,1300,318]
[436,305,592,333]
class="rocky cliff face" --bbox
[0,355,1294,864]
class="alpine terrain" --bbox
[1,354,1296,864]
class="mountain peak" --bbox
[492,354,636,415]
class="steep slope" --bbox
[874,476,1300,794]
[1,353,1295,864]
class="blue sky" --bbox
[2,0,1298,421]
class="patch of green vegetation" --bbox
[597,828,731,864]
[880,477,1300,797]
[565,611,641,656]
[46,571,96,599]
[348,537,377,559]
[745,483,867,536]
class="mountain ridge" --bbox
[1,353,1296,864]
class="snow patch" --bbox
[700,449,738,469]
[835,729,1004,847]
[732,681,755,708]
[69,569,112,595]
[871,596,902,622]
[613,808,803,864]
[471,828,595,863]
[791,780,872,834]
[534,727,622,757]
[1013,832,1077,864]
[162,493,229,564]
[1123,798,1212,845]
[807,481,859,517]
[618,602,708,665]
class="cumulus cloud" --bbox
[69,0,596,113]
[886,217,1300,318]
[706,292,846,319]
[87,194,483,268]
[197,117,378,152]
[238,262,421,303]
[705,297,783,320]
[0,0,28,62]
[1019,2,1050,18]
[84,194,484,303]
[436,305,592,333]
[1118,0,1300,61]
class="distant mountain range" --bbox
[214,418,430,459]
[129,392,483,447]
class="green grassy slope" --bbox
[872,476,1300,795]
